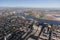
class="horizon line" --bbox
[0,6,60,9]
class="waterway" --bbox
[17,13,60,25]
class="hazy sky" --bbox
[0,0,60,8]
